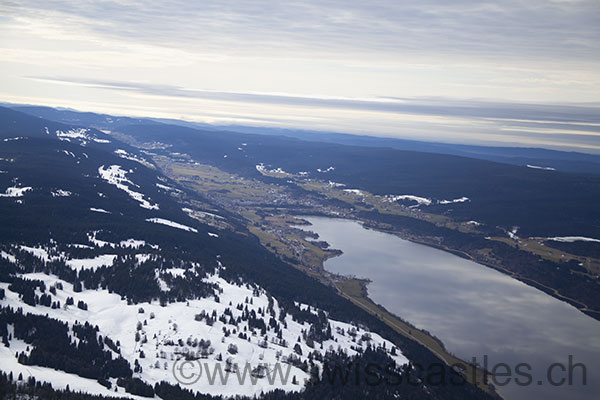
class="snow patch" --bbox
[114,149,154,168]
[19,245,62,263]
[438,196,470,204]
[343,189,364,195]
[68,244,94,249]
[87,232,157,249]
[87,232,117,248]
[119,239,147,249]
[66,254,117,271]
[135,254,154,264]
[547,236,600,243]
[55,128,110,145]
[384,194,432,206]
[51,189,72,197]
[0,186,32,198]
[98,165,159,210]
[316,166,334,173]
[90,207,110,214]
[56,128,89,140]
[1,251,16,264]
[527,164,555,171]
[183,208,224,220]
[256,163,291,176]
[156,183,174,191]
[0,344,140,399]
[328,181,346,187]
[165,267,187,277]
[146,218,198,233]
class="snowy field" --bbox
[0,237,408,398]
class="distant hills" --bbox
[162,121,600,176]
[4,103,600,238]
[7,103,600,175]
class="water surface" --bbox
[300,217,600,400]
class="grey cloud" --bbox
[28,75,600,154]
[4,1,599,153]
[31,76,600,126]
[5,0,600,61]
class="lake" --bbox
[299,216,600,400]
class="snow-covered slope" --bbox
[0,240,407,398]
[1,106,487,400]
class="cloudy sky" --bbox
[1,0,599,152]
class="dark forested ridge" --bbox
[8,104,600,238]
[113,122,600,239]
[11,103,600,175]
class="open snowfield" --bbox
[0,251,407,398]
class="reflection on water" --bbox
[300,217,600,400]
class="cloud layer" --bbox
[1,1,599,151]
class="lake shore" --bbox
[297,216,600,400]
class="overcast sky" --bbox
[1,0,599,152]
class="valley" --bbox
[0,106,496,400]
[2,104,599,400]
[139,142,600,320]
[2,2,599,399]
[117,137,599,395]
